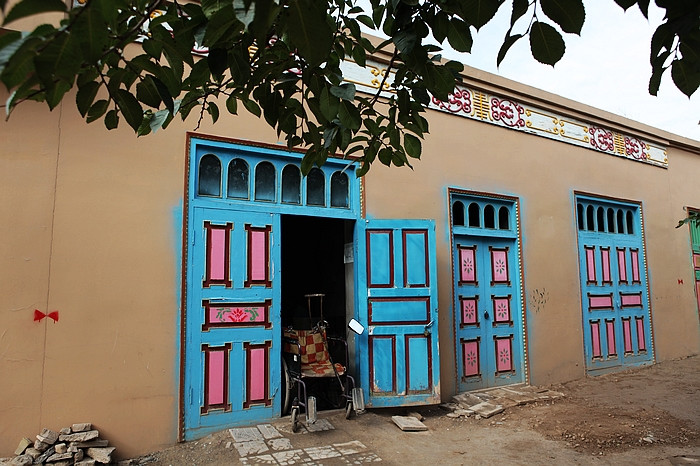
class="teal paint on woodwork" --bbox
[450,190,526,391]
[575,194,653,375]
[354,219,441,407]
[181,137,442,439]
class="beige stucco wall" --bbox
[363,102,700,392]
[0,88,281,458]
[1,74,699,458]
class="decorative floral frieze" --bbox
[340,59,668,168]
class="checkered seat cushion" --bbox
[283,329,345,378]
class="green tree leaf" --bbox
[114,89,144,131]
[447,18,473,53]
[73,0,109,62]
[76,81,101,117]
[497,33,523,66]
[671,58,700,97]
[330,83,356,101]
[540,0,585,35]
[86,99,109,123]
[136,76,162,108]
[510,0,529,26]
[404,133,421,159]
[461,0,505,31]
[424,64,456,101]
[529,21,565,66]
[104,109,119,130]
[3,0,66,25]
[286,0,332,67]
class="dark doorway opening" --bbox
[280,214,353,414]
[281,215,348,334]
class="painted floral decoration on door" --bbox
[215,307,260,323]
[496,301,508,320]
[499,347,511,366]
[494,259,506,275]
[466,350,478,369]
[462,257,473,276]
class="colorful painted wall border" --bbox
[341,59,668,168]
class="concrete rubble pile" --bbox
[440,385,565,419]
[5,423,116,466]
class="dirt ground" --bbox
[130,355,699,465]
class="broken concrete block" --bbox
[37,428,59,444]
[71,439,109,448]
[24,448,41,460]
[59,430,99,443]
[455,409,473,416]
[9,454,32,466]
[439,402,459,411]
[392,415,428,431]
[408,411,424,421]
[72,423,92,433]
[86,447,116,464]
[46,452,73,462]
[469,402,505,418]
[453,393,484,407]
[34,446,56,464]
[14,438,32,456]
[54,443,67,454]
[74,449,84,462]
[33,439,51,452]
[446,412,461,418]
[75,459,96,466]
[59,427,71,435]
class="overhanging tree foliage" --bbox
[0,0,698,175]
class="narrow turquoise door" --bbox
[453,236,524,390]
[451,193,525,392]
[355,219,441,407]
[184,207,280,439]
[576,196,653,375]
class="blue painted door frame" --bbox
[576,195,653,375]
[182,137,443,438]
[354,219,441,407]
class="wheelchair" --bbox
[281,294,364,432]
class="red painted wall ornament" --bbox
[34,309,59,323]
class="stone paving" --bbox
[229,422,382,465]
[227,384,564,465]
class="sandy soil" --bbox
[129,355,699,465]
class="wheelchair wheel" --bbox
[281,358,293,415]
[291,406,300,433]
[345,400,353,420]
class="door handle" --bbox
[484,311,490,320]
[424,319,433,336]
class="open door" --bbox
[355,219,440,407]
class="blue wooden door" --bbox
[453,235,524,390]
[184,207,280,439]
[576,197,653,374]
[355,219,440,407]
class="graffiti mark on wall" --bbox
[34,309,59,323]
[529,289,549,314]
